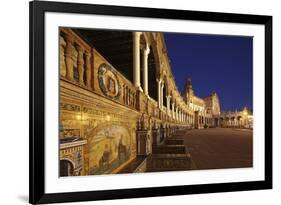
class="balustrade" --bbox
[60,28,92,90]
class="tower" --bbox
[181,77,194,104]
[211,92,221,115]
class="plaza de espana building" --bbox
[59,28,253,176]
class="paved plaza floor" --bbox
[181,128,253,170]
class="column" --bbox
[59,36,66,77]
[64,34,74,81]
[77,45,85,85]
[91,48,95,90]
[133,32,142,89]
[157,78,162,109]
[85,51,91,88]
[166,95,171,116]
[142,44,150,96]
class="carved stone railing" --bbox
[60,28,93,90]
[122,83,137,109]
[60,28,139,111]
[119,74,138,110]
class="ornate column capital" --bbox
[156,78,162,84]
[141,43,150,53]
[144,43,150,54]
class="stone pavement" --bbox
[181,128,253,170]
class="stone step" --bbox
[152,144,186,154]
[117,156,146,174]
[164,139,184,145]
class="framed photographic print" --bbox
[29,0,272,204]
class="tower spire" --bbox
[186,77,192,87]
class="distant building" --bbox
[181,78,252,129]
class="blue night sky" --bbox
[164,33,253,112]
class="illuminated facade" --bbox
[59,28,253,176]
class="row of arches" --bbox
[214,116,245,127]
[74,29,194,124]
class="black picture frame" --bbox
[29,0,272,204]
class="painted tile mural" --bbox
[88,125,133,175]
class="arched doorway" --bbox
[60,159,74,177]
[214,118,219,127]
[231,117,235,126]
[160,124,165,142]
[237,116,242,127]
[220,117,224,127]
[147,45,158,101]
[225,117,230,126]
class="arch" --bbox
[60,159,74,177]
[147,44,158,100]
[214,118,219,127]
[149,38,162,79]
[137,33,158,101]
[237,116,242,127]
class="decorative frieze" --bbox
[60,102,81,112]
